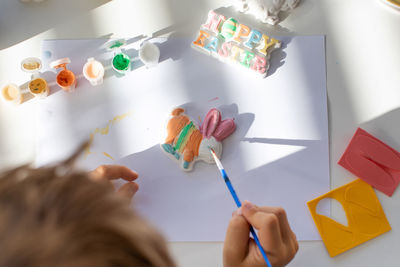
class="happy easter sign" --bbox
[192,10,281,77]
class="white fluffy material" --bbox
[235,0,300,25]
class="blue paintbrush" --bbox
[209,147,272,267]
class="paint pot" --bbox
[112,53,131,74]
[28,78,49,98]
[21,57,49,98]
[106,39,131,74]
[1,84,22,105]
[139,41,160,68]
[83,58,105,86]
[21,57,42,72]
[50,58,77,92]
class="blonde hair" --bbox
[0,162,175,267]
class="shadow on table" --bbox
[0,0,111,50]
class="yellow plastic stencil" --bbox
[307,179,391,257]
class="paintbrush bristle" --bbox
[209,147,217,156]
[209,147,223,170]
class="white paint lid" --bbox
[50,58,71,69]
[139,41,160,68]
[107,39,126,50]
[21,57,42,73]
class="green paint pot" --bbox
[112,53,131,74]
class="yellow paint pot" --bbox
[29,78,49,98]
[21,57,50,98]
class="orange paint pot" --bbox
[50,58,77,92]
[83,58,104,86]
[57,69,76,90]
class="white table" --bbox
[1,0,399,266]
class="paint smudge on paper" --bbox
[208,97,219,102]
[85,112,132,160]
[103,152,115,160]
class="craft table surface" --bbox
[0,0,399,266]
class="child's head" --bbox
[0,163,175,267]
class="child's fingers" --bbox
[117,182,139,201]
[257,206,294,242]
[90,165,139,181]
[257,206,299,257]
[241,200,283,250]
[223,211,250,266]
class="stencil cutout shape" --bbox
[307,179,391,257]
[316,197,348,227]
[338,128,400,196]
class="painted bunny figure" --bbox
[161,108,236,171]
[235,0,300,25]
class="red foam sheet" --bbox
[338,128,400,196]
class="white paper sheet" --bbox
[36,36,329,241]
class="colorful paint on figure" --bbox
[251,56,267,74]
[204,37,219,53]
[241,50,255,68]
[245,29,263,49]
[161,107,236,171]
[191,10,281,77]
[233,24,251,43]
[220,18,238,40]
[202,10,225,34]
[193,30,210,48]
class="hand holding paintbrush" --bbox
[224,201,299,267]
[209,148,298,267]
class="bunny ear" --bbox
[201,108,221,139]
[213,119,236,141]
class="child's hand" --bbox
[223,200,298,267]
[89,165,139,201]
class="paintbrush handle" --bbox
[250,226,273,267]
[221,169,242,208]
[220,169,272,267]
